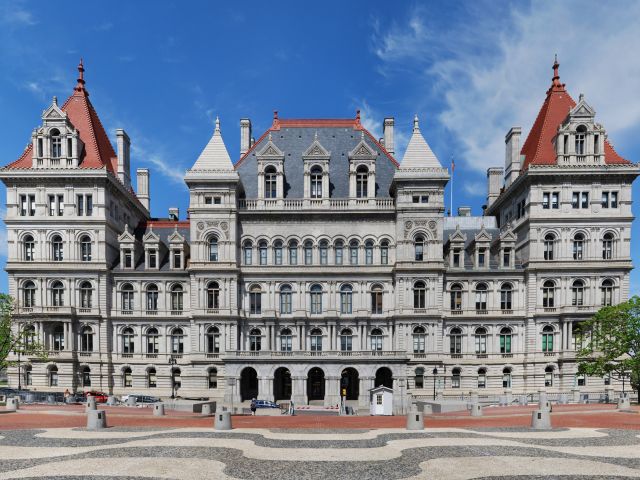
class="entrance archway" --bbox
[375,367,393,389]
[307,367,325,401]
[274,367,292,401]
[341,367,359,400]
[240,367,259,401]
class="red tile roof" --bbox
[5,60,118,173]
[521,59,629,170]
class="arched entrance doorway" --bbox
[240,367,259,401]
[307,367,325,402]
[375,367,393,389]
[341,367,359,400]
[274,367,292,401]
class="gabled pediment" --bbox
[168,228,185,244]
[42,98,67,122]
[448,226,467,243]
[348,133,376,160]
[499,224,517,243]
[569,94,596,120]
[256,134,285,160]
[143,227,160,243]
[302,134,330,160]
[474,226,492,243]
[118,224,136,243]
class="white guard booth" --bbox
[369,386,393,416]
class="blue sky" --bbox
[0,0,639,295]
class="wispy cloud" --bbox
[0,0,37,26]
[356,99,409,159]
[134,145,186,185]
[372,1,640,172]
[94,21,113,32]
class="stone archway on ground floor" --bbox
[240,367,258,401]
[274,367,292,401]
[375,366,393,389]
[341,367,359,400]
[307,367,325,401]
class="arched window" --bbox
[80,235,92,261]
[49,365,59,386]
[310,165,323,198]
[79,281,92,309]
[474,327,487,354]
[23,234,35,261]
[413,281,426,309]
[544,366,554,387]
[380,240,389,265]
[279,284,292,314]
[51,281,65,307]
[334,240,344,265]
[209,236,219,262]
[502,367,512,388]
[82,366,91,387]
[22,280,36,307]
[349,240,359,265]
[171,328,184,354]
[573,233,584,260]
[415,367,425,389]
[414,235,425,261]
[280,327,292,352]
[53,324,64,351]
[243,241,253,265]
[304,240,313,265]
[500,283,513,310]
[146,284,158,312]
[371,284,383,314]
[477,368,487,389]
[450,284,462,311]
[575,124,586,155]
[572,279,585,306]
[147,368,157,388]
[288,240,298,265]
[146,327,159,354]
[274,240,283,265]
[602,233,613,260]
[171,284,184,311]
[123,367,132,388]
[122,327,135,354]
[249,328,262,351]
[264,166,277,199]
[340,284,353,314]
[207,281,220,309]
[450,327,462,354]
[259,240,268,265]
[310,284,323,314]
[356,165,368,198]
[412,326,426,353]
[208,367,218,389]
[601,279,614,306]
[370,328,383,351]
[319,240,328,265]
[310,328,323,352]
[340,328,353,351]
[50,128,62,158]
[121,283,134,311]
[542,280,555,308]
[542,325,554,352]
[52,234,63,261]
[475,283,488,311]
[249,285,262,314]
[543,233,555,261]
[451,367,461,388]
[365,240,374,265]
[500,327,512,354]
[206,326,220,353]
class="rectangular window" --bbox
[381,246,388,265]
[250,293,261,314]
[335,247,343,265]
[86,195,93,216]
[610,191,618,208]
[204,196,212,204]
[478,249,486,267]
[581,191,589,209]
[77,194,84,216]
[594,134,599,154]
[572,192,579,209]
[48,195,55,216]
[601,191,609,208]
[274,247,282,265]
[452,249,461,268]
[29,194,36,216]
[20,195,27,216]
[280,292,292,314]
[350,246,358,265]
[123,250,132,269]
[214,197,221,204]
[173,250,182,269]
[542,192,550,209]
[503,248,511,267]
[320,247,328,265]
[148,250,157,268]
[280,335,292,352]
[412,196,420,203]
[305,247,312,265]
[260,247,268,265]
[551,192,559,209]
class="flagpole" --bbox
[450,156,454,216]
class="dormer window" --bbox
[172,249,182,269]
[123,249,133,269]
[575,125,586,156]
[50,129,62,158]
[148,249,157,268]
[356,166,368,198]
[264,166,277,199]
[310,166,323,198]
[452,248,461,267]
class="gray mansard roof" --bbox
[235,118,399,198]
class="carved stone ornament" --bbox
[220,222,228,231]
[197,222,205,231]
[404,221,413,231]
[428,220,437,231]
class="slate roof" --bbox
[235,114,399,198]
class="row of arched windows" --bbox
[118,326,221,354]
[116,366,218,389]
[246,326,385,352]
[543,232,615,261]
[413,366,529,389]
[541,279,615,307]
[21,280,93,308]
[21,234,92,262]
[120,283,185,312]
[447,283,514,311]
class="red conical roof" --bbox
[6,60,118,173]
[520,58,628,170]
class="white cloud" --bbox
[130,143,185,185]
[0,1,36,26]
[372,1,640,172]
[356,99,409,159]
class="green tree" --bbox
[576,296,640,397]
[0,294,47,372]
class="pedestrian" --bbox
[64,389,70,399]
[250,398,257,416]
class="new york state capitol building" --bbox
[2,60,638,412]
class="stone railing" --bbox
[238,197,395,211]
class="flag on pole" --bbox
[451,156,455,173]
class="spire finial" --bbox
[52,96,58,106]
[552,54,560,84]
[314,130,318,141]
[268,131,272,141]
[215,116,220,132]
[413,114,420,133]
[75,58,87,94]
[273,110,278,120]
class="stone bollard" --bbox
[505,391,513,404]
[201,403,212,416]
[406,409,424,431]
[498,395,508,407]
[605,387,615,403]
[538,391,551,412]
[86,396,97,412]
[153,403,165,416]
[46,394,56,404]
[6,397,19,411]
[106,396,117,406]
[422,403,433,415]
[470,403,483,417]
[215,411,232,431]
[87,410,107,430]
[571,388,580,403]
[617,393,631,410]
[469,391,479,404]
[531,409,551,429]
[126,396,137,407]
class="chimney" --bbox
[458,206,472,217]
[169,207,179,221]
[136,168,150,211]
[383,117,394,155]
[504,127,522,187]
[116,129,131,188]
[486,167,503,208]
[240,118,252,156]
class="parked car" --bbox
[120,394,161,404]
[83,391,108,403]
[253,400,279,409]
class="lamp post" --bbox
[168,356,177,400]
[17,348,22,391]
[432,367,438,400]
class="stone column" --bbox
[325,375,340,407]
[359,376,374,410]
[261,376,274,401]
[292,376,306,405]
